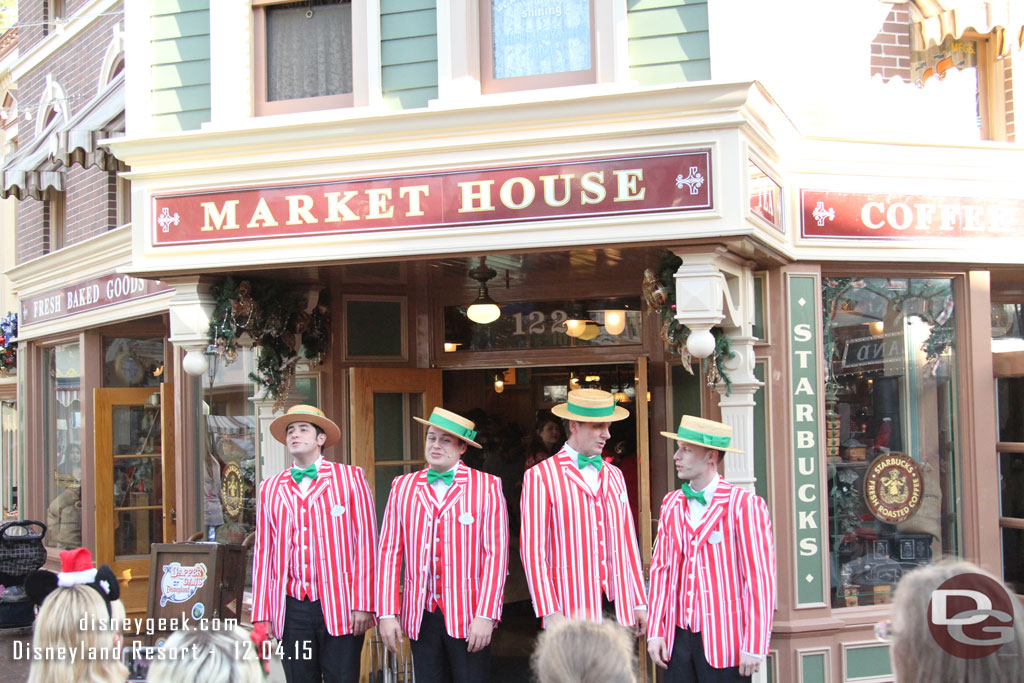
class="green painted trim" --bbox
[382,87,436,110]
[151,60,210,89]
[800,652,827,683]
[629,33,710,64]
[381,8,438,40]
[152,35,211,63]
[381,0,435,12]
[670,362,702,488]
[151,11,210,41]
[152,0,209,17]
[152,109,210,132]
[765,653,775,683]
[631,60,710,85]
[753,361,769,505]
[753,275,766,340]
[628,4,709,37]
[151,85,211,115]
[845,644,892,679]
[382,61,439,90]
[382,35,438,64]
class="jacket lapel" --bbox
[305,461,334,506]
[413,470,436,514]
[436,464,468,518]
[558,451,596,498]
[691,482,731,549]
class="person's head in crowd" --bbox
[888,560,1024,683]
[147,624,266,683]
[532,618,638,683]
[533,411,566,456]
[26,584,129,683]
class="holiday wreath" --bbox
[0,312,17,376]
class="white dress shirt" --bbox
[293,456,323,496]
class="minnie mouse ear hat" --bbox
[25,547,120,608]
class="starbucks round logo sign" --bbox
[863,452,924,523]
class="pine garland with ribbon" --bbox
[207,277,330,410]
[642,251,734,393]
[0,312,17,376]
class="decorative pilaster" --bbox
[718,334,761,492]
[165,277,216,376]
[250,387,304,482]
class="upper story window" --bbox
[481,0,596,93]
[253,0,354,116]
[43,0,66,38]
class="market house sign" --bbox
[863,452,924,524]
[800,190,1024,239]
[20,273,172,327]
[151,151,712,246]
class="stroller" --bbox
[0,521,47,629]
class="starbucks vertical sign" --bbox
[788,274,827,607]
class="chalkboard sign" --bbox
[444,297,642,352]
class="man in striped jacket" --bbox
[252,404,377,683]
[647,415,776,682]
[376,407,509,683]
[520,389,648,635]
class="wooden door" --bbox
[633,356,652,682]
[94,383,175,620]
[349,367,442,683]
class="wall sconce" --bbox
[603,310,626,336]
[584,374,601,383]
[563,308,590,337]
[466,258,500,324]
[444,342,461,353]
[494,374,505,393]
[204,344,219,388]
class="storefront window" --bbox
[1,400,18,519]
[43,343,82,550]
[103,338,165,387]
[823,277,960,608]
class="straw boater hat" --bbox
[661,415,744,453]
[269,404,341,448]
[551,388,629,423]
[413,407,483,448]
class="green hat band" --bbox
[677,426,731,449]
[429,413,477,442]
[566,400,616,418]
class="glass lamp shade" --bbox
[579,321,601,341]
[494,379,504,394]
[466,286,501,324]
[603,310,626,335]
[564,319,587,337]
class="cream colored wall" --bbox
[0,196,14,318]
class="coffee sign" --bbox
[864,453,924,524]
[152,151,712,246]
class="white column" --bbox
[166,277,216,371]
[718,334,760,493]
[208,0,253,124]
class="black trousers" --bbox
[409,608,491,683]
[281,596,365,683]
[664,628,749,683]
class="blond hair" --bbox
[532,619,638,683]
[891,560,1024,683]
[147,624,265,683]
[26,585,129,683]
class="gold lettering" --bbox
[201,200,240,231]
[499,177,535,210]
[400,185,430,217]
[457,180,496,213]
[246,198,280,229]
[612,169,646,202]
[366,188,394,219]
[579,171,606,205]
[539,174,574,207]
[285,195,318,225]
[324,191,360,222]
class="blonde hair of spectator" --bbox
[147,623,265,683]
[891,559,1024,683]
[26,584,129,683]
[532,618,638,683]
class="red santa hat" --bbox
[56,547,99,587]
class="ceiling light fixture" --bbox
[466,258,500,324]
[603,310,626,335]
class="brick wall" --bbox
[18,1,100,52]
[14,3,123,264]
[1005,56,1015,142]
[870,3,911,81]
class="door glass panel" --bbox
[103,337,165,388]
[115,509,163,557]
[1000,453,1024,518]
[372,392,424,522]
[1,400,18,518]
[112,403,162,455]
[114,457,163,507]
[997,377,1024,442]
[43,343,81,549]
[1001,528,1024,594]
[111,401,164,559]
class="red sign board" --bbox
[152,151,712,246]
[20,273,172,327]
[749,159,783,232]
[801,190,1024,239]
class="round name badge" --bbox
[708,530,724,545]
[331,504,345,517]
[458,512,474,525]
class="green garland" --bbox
[643,251,734,394]
[0,312,16,376]
[207,277,330,409]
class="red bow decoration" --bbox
[250,622,271,677]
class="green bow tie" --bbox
[577,454,603,471]
[681,482,706,505]
[426,468,455,486]
[290,464,318,484]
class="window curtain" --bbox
[266,1,353,101]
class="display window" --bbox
[42,342,82,550]
[822,277,960,608]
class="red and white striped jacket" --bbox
[520,450,647,627]
[375,464,509,640]
[648,481,775,668]
[251,461,377,640]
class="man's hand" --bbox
[466,617,494,653]
[378,617,404,654]
[738,652,762,677]
[544,612,567,630]
[647,637,670,670]
[351,610,374,636]
[633,608,648,638]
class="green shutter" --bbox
[151,0,210,131]
[381,1,437,110]
[627,0,710,85]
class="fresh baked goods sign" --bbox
[863,452,924,523]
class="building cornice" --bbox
[5,224,131,296]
